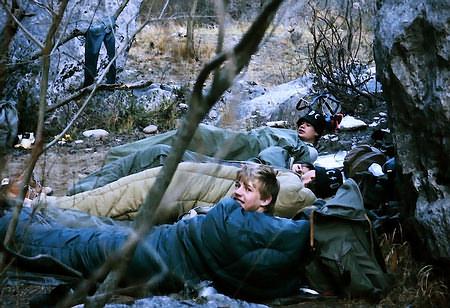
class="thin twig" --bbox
[45,79,154,113]
[64,1,285,306]
[1,0,69,271]
[0,1,44,49]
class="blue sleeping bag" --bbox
[0,198,310,299]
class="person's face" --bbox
[292,163,314,175]
[301,170,316,187]
[297,121,318,143]
[232,179,272,212]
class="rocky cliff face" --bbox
[0,0,142,130]
[374,1,450,262]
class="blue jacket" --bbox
[0,198,310,299]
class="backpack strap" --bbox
[364,213,375,255]
[309,209,316,251]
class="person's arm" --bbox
[290,139,313,166]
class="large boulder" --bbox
[374,1,450,262]
[211,76,313,129]
[0,0,143,130]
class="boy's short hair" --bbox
[236,164,280,214]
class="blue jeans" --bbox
[83,23,116,86]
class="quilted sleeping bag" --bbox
[39,162,316,225]
[0,198,310,299]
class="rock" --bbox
[178,103,189,110]
[208,110,218,119]
[339,115,367,130]
[82,129,109,139]
[133,83,179,112]
[241,76,312,127]
[1,0,143,118]
[104,293,267,308]
[315,151,347,169]
[212,76,312,129]
[143,124,158,134]
[374,0,450,262]
[265,120,288,128]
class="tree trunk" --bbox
[186,0,198,59]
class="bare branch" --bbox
[114,0,131,21]
[60,0,286,305]
[24,0,130,62]
[45,79,154,113]
[307,0,379,104]
[0,1,44,49]
[185,0,198,58]
[213,0,226,54]
[1,0,70,268]
[0,0,25,93]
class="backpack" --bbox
[303,179,392,300]
[343,145,386,178]
[343,145,389,209]
[0,100,18,154]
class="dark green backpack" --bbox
[0,100,18,154]
[343,145,386,178]
[304,179,392,300]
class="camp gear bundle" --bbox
[343,145,391,209]
[0,100,18,154]
[303,179,392,299]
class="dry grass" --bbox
[126,21,313,87]
[379,228,449,307]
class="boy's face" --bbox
[301,170,316,186]
[232,179,271,212]
[297,121,318,143]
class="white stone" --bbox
[82,129,109,139]
[339,115,367,130]
[315,151,348,169]
[178,103,188,110]
[265,120,287,127]
[143,124,158,134]
[209,110,218,119]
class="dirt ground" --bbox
[1,133,141,196]
[1,21,304,193]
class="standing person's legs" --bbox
[103,29,116,84]
[83,26,105,87]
